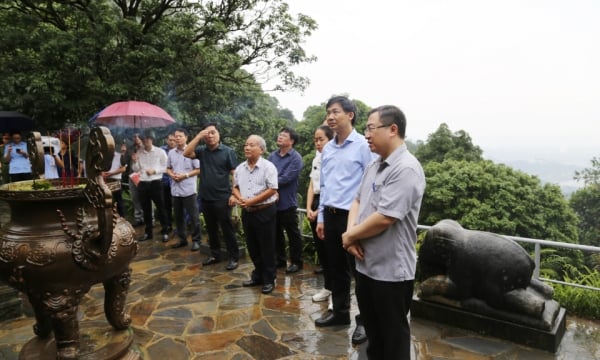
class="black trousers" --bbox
[275,206,303,266]
[161,182,173,228]
[173,194,201,243]
[202,199,239,261]
[323,210,355,315]
[9,172,32,182]
[113,189,124,217]
[138,180,169,236]
[309,196,330,289]
[356,271,414,360]
[242,204,277,285]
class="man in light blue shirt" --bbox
[314,96,373,346]
[3,131,32,182]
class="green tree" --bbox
[421,159,578,242]
[0,0,316,130]
[197,89,288,162]
[570,157,600,251]
[569,187,600,248]
[574,156,600,186]
[414,123,483,164]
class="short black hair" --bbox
[279,127,299,145]
[326,96,358,125]
[201,122,218,131]
[142,130,156,140]
[367,105,407,139]
[173,128,188,136]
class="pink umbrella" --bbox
[93,100,175,128]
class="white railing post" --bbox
[534,243,541,279]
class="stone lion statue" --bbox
[417,219,561,330]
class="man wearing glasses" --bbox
[342,105,425,359]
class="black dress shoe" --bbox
[171,241,188,249]
[225,259,238,270]
[138,233,152,242]
[202,257,220,266]
[242,279,262,287]
[285,263,302,273]
[314,266,324,274]
[315,311,350,327]
[351,323,368,345]
[261,283,275,294]
[190,242,200,251]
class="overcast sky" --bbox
[271,0,599,165]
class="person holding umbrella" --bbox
[3,131,32,182]
[131,131,170,242]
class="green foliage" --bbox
[419,141,582,277]
[552,265,600,319]
[574,156,600,186]
[538,248,584,280]
[414,123,483,163]
[192,88,288,161]
[570,184,600,247]
[420,159,579,243]
[0,0,316,130]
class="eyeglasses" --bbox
[364,124,391,134]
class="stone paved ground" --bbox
[1,219,600,359]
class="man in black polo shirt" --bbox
[184,123,240,270]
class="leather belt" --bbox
[244,202,275,213]
[324,206,348,215]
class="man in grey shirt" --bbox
[342,105,425,360]
[166,128,201,250]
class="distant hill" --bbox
[486,157,584,196]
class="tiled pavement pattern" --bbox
[1,221,600,359]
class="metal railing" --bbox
[297,209,600,292]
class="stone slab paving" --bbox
[0,223,599,359]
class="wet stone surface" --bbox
[0,215,599,359]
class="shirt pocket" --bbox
[370,181,384,209]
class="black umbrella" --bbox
[0,111,34,133]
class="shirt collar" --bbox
[380,142,407,168]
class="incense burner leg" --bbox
[28,292,53,338]
[44,289,87,360]
[103,268,132,330]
